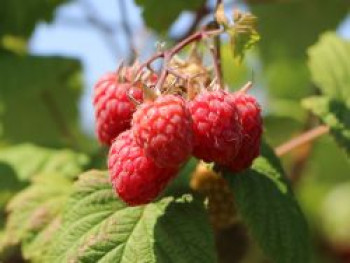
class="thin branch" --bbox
[175,5,210,42]
[205,34,223,89]
[275,125,330,157]
[80,0,120,58]
[117,0,136,63]
[214,0,223,88]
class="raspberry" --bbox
[93,71,143,145]
[108,130,178,206]
[132,95,193,168]
[189,90,242,165]
[228,92,262,172]
[190,162,237,229]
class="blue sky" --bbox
[28,0,350,135]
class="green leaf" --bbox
[0,0,68,38]
[308,32,350,101]
[0,173,72,262]
[0,55,84,148]
[228,10,260,62]
[0,144,89,181]
[224,143,310,263]
[302,96,350,154]
[47,170,216,263]
[135,0,205,33]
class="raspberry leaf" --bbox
[0,173,72,262]
[225,143,311,263]
[308,32,350,101]
[47,170,216,263]
[303,96,350,155]
[227,10,260,62]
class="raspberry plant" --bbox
[0,1,350,263]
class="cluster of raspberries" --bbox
[93,66,262,206]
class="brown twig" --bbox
[175,5,210,42]
[275,125,330,157]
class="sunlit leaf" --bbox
[0,173,72,262]
[47,170,216,263]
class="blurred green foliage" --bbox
[0,56,83,147]
[0,0,68,38]
[308,32,350,101]
[0,0,349,262]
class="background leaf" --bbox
[225,143,310,263]
[0,55,85,148]
[0,0,69,38]
[47,170,217,263]
[308,32,350,102]
[135,0,205,33]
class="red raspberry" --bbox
[93,71,143,145]
[132,95,193,168]
[108,130,178,206]
[189,90,242,165]
[228,92,262,172]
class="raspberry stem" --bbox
[239,81,253,93]
[214,0,223,88]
